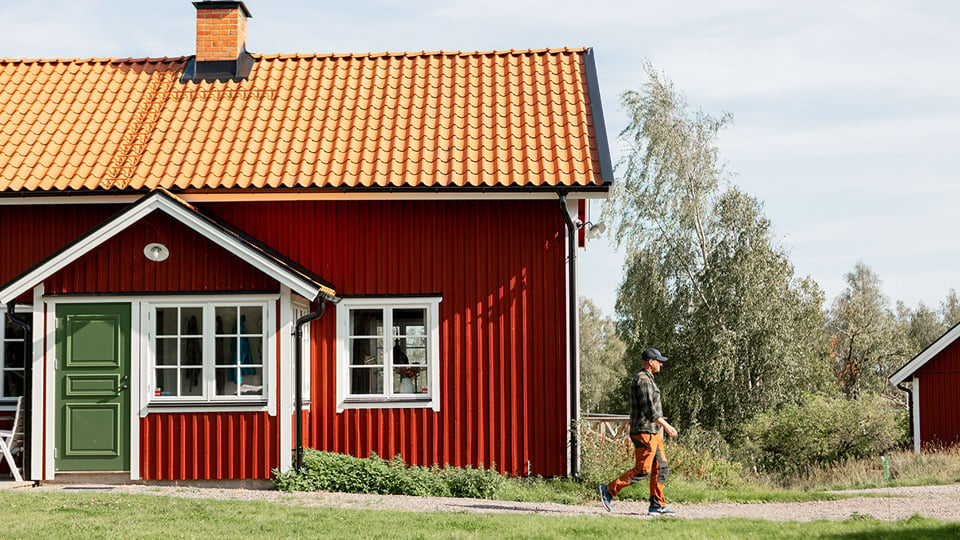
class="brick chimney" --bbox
[187,1,253,82]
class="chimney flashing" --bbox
[181,49,255,83]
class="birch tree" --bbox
[605,62,827,434]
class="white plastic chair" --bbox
[0,396,24,482]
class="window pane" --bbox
[156,368,178,397]
[181,338,202,366]
[350,309,382,336]
[350,366,383,394]
[156,338,178,366]
[4,342,24,368]
[244,337,262,366]
[239,368,263,396]
[156,307,178,336]
[394,366,427,394]
[216,306,238,334]
[181,308,202,335]
[393,308,425,338]
[215,337,235,365]
[239,306,262,334]
[350,338,381,366]
[3,371,24,397]
[181,368,203,396]
[405,347,427,365]
[7,321,24,339]
[215,367,263,396]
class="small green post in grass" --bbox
[881,456,890,480]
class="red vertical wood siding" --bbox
[0,198,569,478]
[917,339,960,448]
[212,199,568,476]
[140,412,277,480]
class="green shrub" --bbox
[579,419,744,490]
[272,450,503,498]
[669,426,742,488]
[741,392,903,477]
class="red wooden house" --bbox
[0,1,612,482]
[889,323,960,452]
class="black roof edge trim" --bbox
[193,1,252,18]
[0,185,611,200]
[337,293,443,299]
[582,48,615,184]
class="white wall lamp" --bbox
[143,242,170,262]
[582,221,606,240]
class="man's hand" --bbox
[655,417,678,438]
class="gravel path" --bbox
[18,482,960,522]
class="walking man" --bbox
[598,348,678,515]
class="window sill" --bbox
[147,400,268,414]
[338,396,438,412]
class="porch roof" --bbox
[0,188,336,304]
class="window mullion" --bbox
[204,304,214,400]
[384,307,393,397]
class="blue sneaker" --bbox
[649,505,676,516]
[598,485,612,512]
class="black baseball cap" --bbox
[641,348,668,362]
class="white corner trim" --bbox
[30,285,44,481]
[266,300,278,418]
[138,302,152,418]
[43,297,55,480]
[129,301,141,481]
[278,287,293,473]
[913,376,921,454]
[890,322,960,385]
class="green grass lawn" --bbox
[2,490,958,540]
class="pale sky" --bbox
[3,1,958,317]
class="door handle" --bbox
[119,384,129,391]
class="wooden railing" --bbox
[582,413,630,442]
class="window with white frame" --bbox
[336,297,441,411]
[1,310,27,399]
[150,300,271,403]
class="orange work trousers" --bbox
[605,432,668,507]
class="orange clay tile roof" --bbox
[0,49,612,193]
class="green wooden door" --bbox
[55,303,131,472]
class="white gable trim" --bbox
[912,376,921,454]
[0,189,332,305]
[889,321,960,385]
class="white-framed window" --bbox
[147,298,273,404]
[336,297,441,412]
[1,306,27,400]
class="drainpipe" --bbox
[897,381,915,452]
[5,303,32,483]
[557,193,580,479]
[293,297,330,472]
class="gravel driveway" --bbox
[21,481,960,522]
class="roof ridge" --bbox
[0,56,189,65]
[0,48,587,65]
[254,48,588,61]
